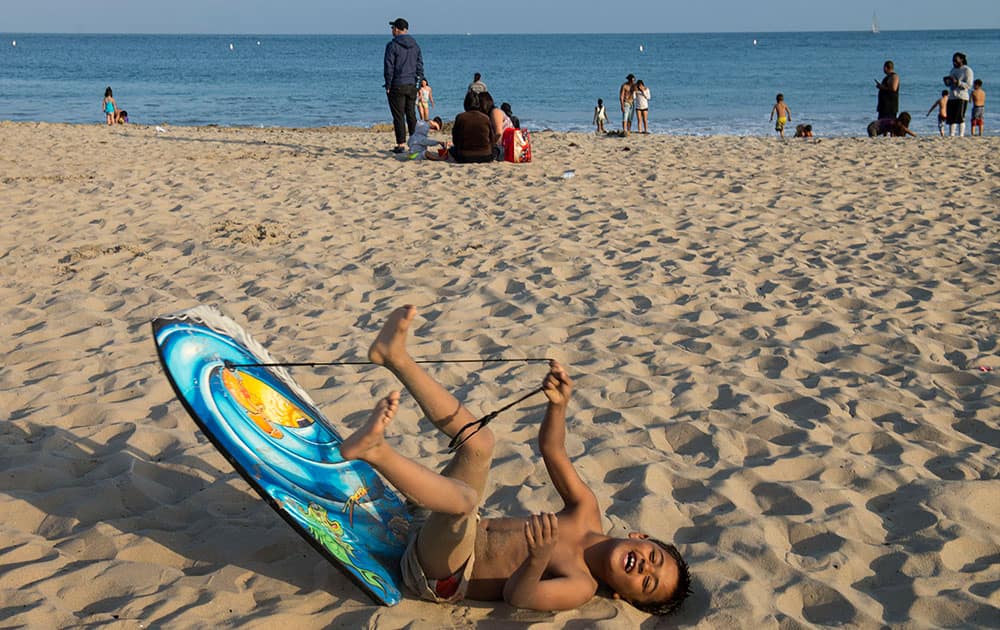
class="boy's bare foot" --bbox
[368,305,417,368]
[340,392,400,462]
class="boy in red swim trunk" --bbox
[340,305,692,614]
[970,79,986,136]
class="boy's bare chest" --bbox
[474,516,591,578]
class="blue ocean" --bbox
[1,30,996,136]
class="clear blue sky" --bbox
[4,1,997,34]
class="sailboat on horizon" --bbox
[871,12,880,34]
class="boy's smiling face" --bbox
[605,534,680,606]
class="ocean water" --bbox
[0,30,996,136]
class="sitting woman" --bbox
[449,91,496,164]
[478,91,513,160]
[500,102,520,129]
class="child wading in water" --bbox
[102,87,118,126]
[770,93,791,138]
[970,79,986,136]
[927,90,950,136]
[340,305,691,614]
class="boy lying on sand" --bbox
[341,305,692,614]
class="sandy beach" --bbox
[1,121,998,629]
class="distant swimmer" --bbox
[229,43,234,51]
[467,73,487,95]
[639,45,644,52]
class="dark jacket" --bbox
[452,110,494,157]
[384,34,424,89]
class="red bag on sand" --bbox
[502,128,532,163]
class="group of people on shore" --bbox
[383,19,522,162]
[596,74,650,135]
[382,24,987,148]
[406,88,521,163]
[867,51,985,138]
[768,51,986,140]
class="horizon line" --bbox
[3,26,999,37]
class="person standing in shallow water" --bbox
[770,93,791,138]
[102,87,118,126]
[384,18,424,153]
[875,60,899,120]
[944,52,974,137]
[634,80,650,133]
[619,74,636,135]
[468,73,488,95]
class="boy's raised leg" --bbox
[368,305,495,578]
[340,392,478,515]
[368,305,495,483]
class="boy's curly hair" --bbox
[630,539,692,616]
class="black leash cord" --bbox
[447,386,546,453]
[225,357,552,369]
[222,357,553,453]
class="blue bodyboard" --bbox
[152,306,411,606]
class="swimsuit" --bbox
[400,538,475,602]
[775,116,787,132]
[971,105,984,124]
[418,88,430,106]
[104,100,115,114]
[399,511,479,603]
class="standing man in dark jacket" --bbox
[384,18,424,153]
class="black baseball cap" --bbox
[389,18,409,30]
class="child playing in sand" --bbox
[406,116,449,160]
[102,87,118,126]
[867,112,917,137]
[970,79,986,136]
[927,90,949,136]
[593,99,609,134]
[340,305,692,614]
[770,94,791,138]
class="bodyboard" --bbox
[151,306,411,606]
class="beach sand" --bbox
[1,121,998,629]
